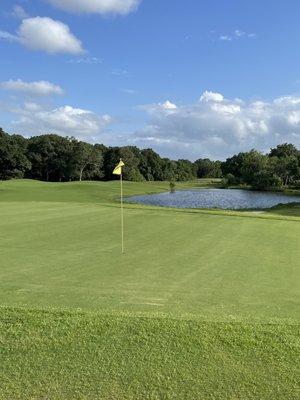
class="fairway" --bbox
[0,180,299,399]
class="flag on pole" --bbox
[113,159,125,254]
[113,160,125,175]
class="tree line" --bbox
[221,144,300,189]
[1,128,300,189]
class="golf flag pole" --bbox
[120,169,124,254]
[113,159,125,253]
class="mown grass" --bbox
[267,203,300,217]
[0,178,219,205]
[1,308,299,400]
[0,179,299,399]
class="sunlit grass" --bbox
[0,180,299,399]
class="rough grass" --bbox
[0,180,299,399]
[1,308,299,400]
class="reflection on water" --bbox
[126,189,300,210]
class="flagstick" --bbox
[120,171,124,254]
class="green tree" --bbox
[272,156,299,186]
[194,158,222,178]
[27,135,74,181]
[241,150,281,189]
[169,181,176,193]
[269,143,299,158]
[0,128,31,180]
[139,149,164,181]
[269,144,300,186]
[120,147,144,181]
[161,158,178,181]
[175,159,196,181]
[104,146,144,181]
[72,141,103,181]
[221,153,247,182]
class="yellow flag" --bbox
[113,160,125,175]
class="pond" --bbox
[126,188,300,210]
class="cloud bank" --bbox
[3,89,300,160]
[47,0,141,16]
[8,103,111,140]
[133,91,300,160]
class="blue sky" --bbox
[1,0,300,160]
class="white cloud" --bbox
[133,91,300,160]
[200,91,224,103]
[8,103,111,139]
[234,29,245,37]
[217,29,257,42]
[0,31,18,42]
[1,79,64,96]
[219,35,232,41]
[0,17,84,55]
[12,5,29,19]
[3,90,300,161]
[24,102,43,112]
[67,57,103,64]
[47,0,141,16]
[138,100,178,114]
[161,100,177,110]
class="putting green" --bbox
[0,179,299,320]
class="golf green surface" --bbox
[0,180,299,399]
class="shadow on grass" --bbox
[266,203,300,217]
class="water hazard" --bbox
[126,188,300,210]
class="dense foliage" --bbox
[221,144,300,189]
[1,128,300,188]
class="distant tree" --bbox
[84,146,105,181]
[0,128,31,180]
[194,158,222,178]
[161,158,178,181]
[241,150,281,189]
[103,147,121,180]
[139,149,164,181]
[169,181,176,193]
[26,134,73,181]
[1,125,300,188]
[72,141,103,181]
[176,159,196,181]
[269,143,299,158]
[221,152,247,182]
[222,173,237,187]
[120,147,144,181]
[241,150,267,184]
[251,169,282,189]
[104,146,144,181]
[271,156,299,186]
[269,144,300,186]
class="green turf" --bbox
[267,202,300,217]
[0,180,299,399]
[1,308,299,400]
